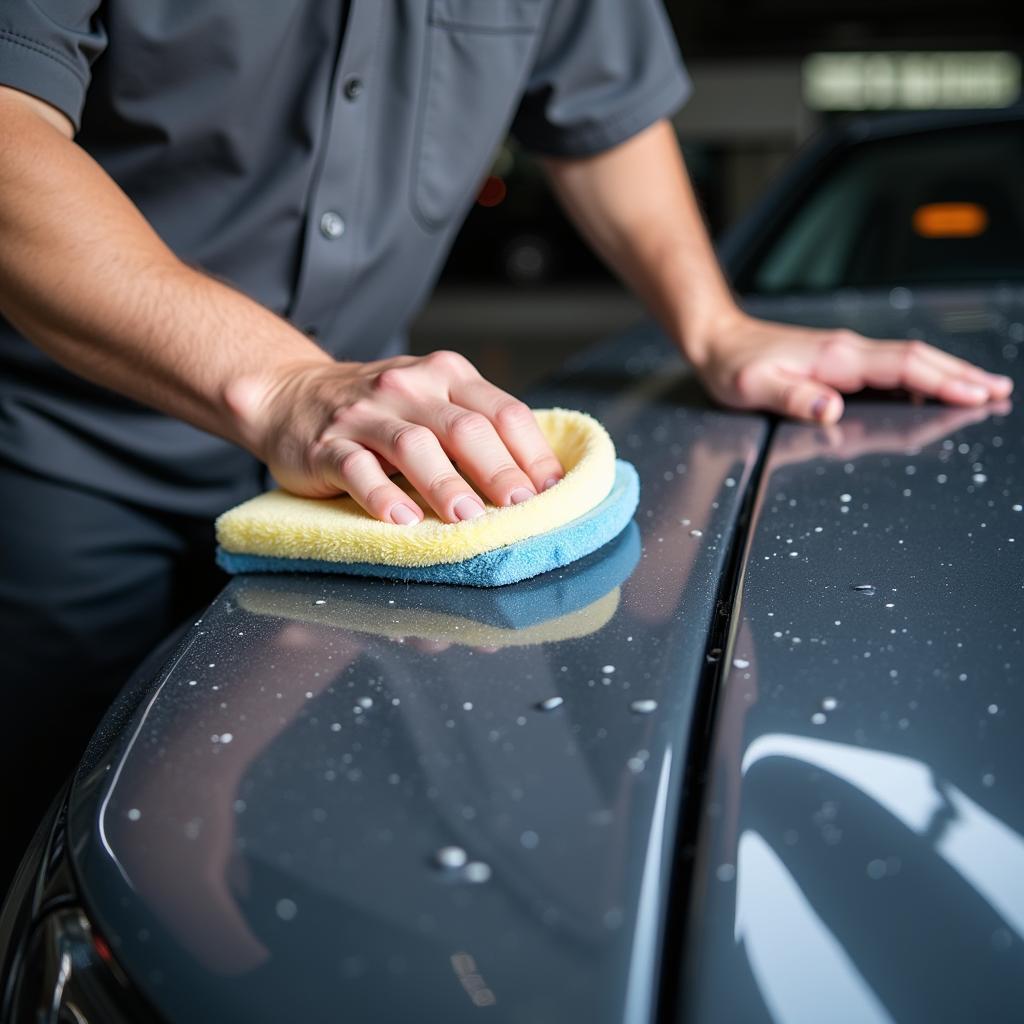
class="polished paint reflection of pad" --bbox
[216,409,640,587]
[234,522,641,648]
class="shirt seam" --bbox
[517,71,689,156]
[0,29,88,85]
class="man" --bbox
[0,1,1010,891]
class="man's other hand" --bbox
[694,311,1014,424]
[226,350,565,525]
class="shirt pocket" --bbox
[412,0,545,230]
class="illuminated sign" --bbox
[803,52,1021,111]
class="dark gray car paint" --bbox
[66,328,768,1023]
[681,288,1024,1024]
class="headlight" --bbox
[1,798,155,1024]
[7,906,132,1023]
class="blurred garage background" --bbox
[410,0,1024,392]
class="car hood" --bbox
[67,285,1024,1023]
[67,326,767,1023]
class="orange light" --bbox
[477,176,508,208]
[912,202,989,239]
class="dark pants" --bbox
[0,462,228,895]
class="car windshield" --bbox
[739,121,1024,294]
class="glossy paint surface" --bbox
[682,288,1024,1024]
[67,329,767,1023]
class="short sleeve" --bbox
[511,0,691,157]
[0,1,106,129]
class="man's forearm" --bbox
[541,119,735,367]
[0,87,332,451]
[0,87,565,523]
[542,117,1011,420]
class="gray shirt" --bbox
[0,1,690,514]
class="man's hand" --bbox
[694,310,1014,424]
[542,120,1014,422]
[227,350,564,525]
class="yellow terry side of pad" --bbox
[215,408,616,568]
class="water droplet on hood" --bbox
[435,846,468,870]
[463,861,492,884]
[536,696,564,711]
[630,699,658,714]
[276,898,298,921]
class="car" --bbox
[3,106,1023,1023]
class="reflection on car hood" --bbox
[682,286,1024,1023]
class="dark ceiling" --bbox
[665,0,1024,57]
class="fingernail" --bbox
[543,477,561,491]
[510,487,535,505]
[391,503,419,526]
[959,383,989,402]
[811,397,828,420]
[454,496,485,521]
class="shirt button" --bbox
[343,77,364,101]
[319,211,346,240]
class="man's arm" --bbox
[542,119,1013,423]
[0,87,562,522]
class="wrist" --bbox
[222,351,338,457]
[673,301,749,370]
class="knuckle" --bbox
[903,340,927,368]
[374,367,411,395]
[485,463,523,488]
[781,384,805,414]
[364,483,397,512]
[527,452,560,474]
[493,399,533,433]
[337,447,376,479]
[821,334,852,360]
[447,410,489,442]
[427,470,463,496]
[391,423,434,457]
[426,349,471,375]
[733,362,760,399]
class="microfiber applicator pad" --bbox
[216,408,640,587]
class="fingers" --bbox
[451,378,564,491]
[737,362,845,424]
[298,351,563,524]
[420,401,541,507]
[320,440,425,525]
[818,335,1013,406]
[349,417,488,524]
